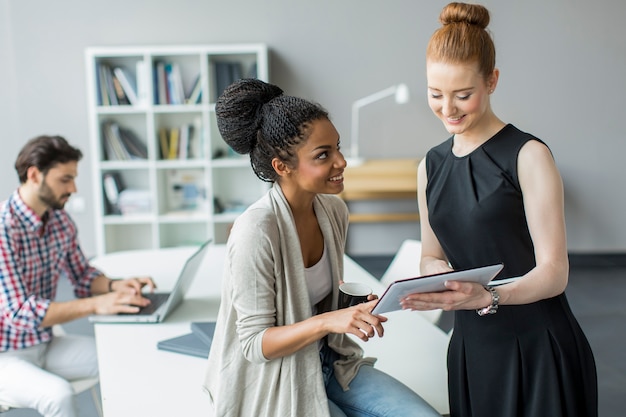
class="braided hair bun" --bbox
[215,78,283,155]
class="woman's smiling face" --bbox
[426,60,494,137]
[287,118,346,196]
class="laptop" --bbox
[89,240,211,323]
[371,263,504,315]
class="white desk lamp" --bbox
[347,83,410,166]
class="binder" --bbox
[156,321,216,358]
[157,333,210,358]
[190,321,216,347]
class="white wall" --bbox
[0,1,18,197]
[0,0,624,255]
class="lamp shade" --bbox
[394,84,410,104]
[348,83,410,166]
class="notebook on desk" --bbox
[157,333,211,358]
[157,321,217,358]
[89,240,211,324]
[191,321,217,346]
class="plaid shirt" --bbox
[0,190,102,351]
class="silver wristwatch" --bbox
[476,286,499,316]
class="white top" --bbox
[304,244,332,312]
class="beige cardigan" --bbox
[203,184,375,416]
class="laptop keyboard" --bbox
[120,292,170,315]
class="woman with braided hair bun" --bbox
[400,2,598,416]
[203,78,440,417]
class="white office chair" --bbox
[0,326,103,417]
[380,239,443,325]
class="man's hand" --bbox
[92,289,153,315]
[110,276,156,295]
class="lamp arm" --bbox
[351,86,397,109]
[350,102,361,159]
[349,84,408,161]
[350,87,396,158]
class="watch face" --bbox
[477,305,495,316]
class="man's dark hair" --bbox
[15,135,83,183]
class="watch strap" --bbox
[476,286,499,316]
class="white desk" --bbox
[91,244,449,416]
[91,245,222,417]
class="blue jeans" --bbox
[320,343,441,417]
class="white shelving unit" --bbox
[85,44,269,255]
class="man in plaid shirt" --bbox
[0,135,155,417]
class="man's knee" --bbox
[37,378,76,417]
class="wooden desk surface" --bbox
[341,158,420,200]
[341,158,420,222]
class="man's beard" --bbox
[38,179,70,210]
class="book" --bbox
[95,63,104,106]
[102,172,124,214]
[102,64,118,106]
[118,127,147,159]
[101,121,146,160]
[135,60,149,105]
[168,127,179,160]
[101,123,117,159]
[97,63,111,106]
[169,63,185,105]
[113,66,138,105]
[101,121,129,160]
[159,127,169,159]
[109,123,130,159]
[156,61,167,105]
[178,124,190,160]
[188,116,202,159]
[111,73,130,105]
[215,61,244,99]
[164,63,175,104]
[190,321,216,347]
[157,332,210,358]
[185,74,202,104]
[214,61,232,99]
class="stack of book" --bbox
[117,189,152,215]
[158,119,202,160]
[96,63,147,106]
[214,61,258,98]
[101,120,148,161]
[153,62,202,105]
[214,61,242,99]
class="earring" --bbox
[489,89,494,94]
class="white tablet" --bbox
[371,263,504,314]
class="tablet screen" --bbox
[371,263,504,315]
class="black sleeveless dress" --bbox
[425,124,597,417]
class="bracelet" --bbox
[476,286,499,316]
[108,279,120,293]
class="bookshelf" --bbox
[85,44,269,255]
